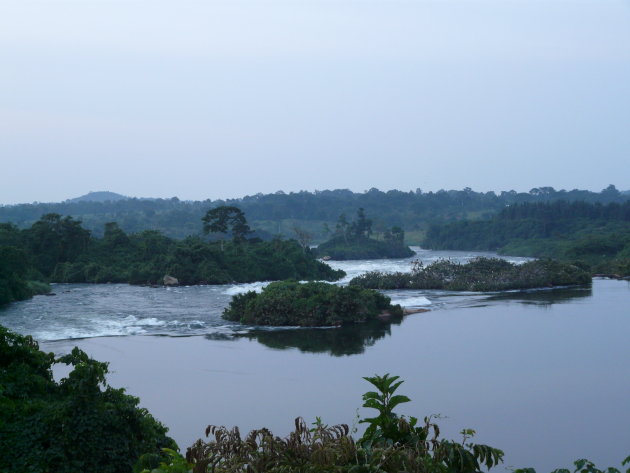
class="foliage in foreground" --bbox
[222,280,403,327]
[0,325,175,473]
[181,373,503,473]
[151,374,630,473]
[349,257,591,292]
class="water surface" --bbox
[1,249,627,471]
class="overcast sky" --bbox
[1,0,629,204]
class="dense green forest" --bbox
[315,208,415,260]
[423,201,630,276]
[1,186,627,243]
[0,211,343,305]
[0,326,174,473]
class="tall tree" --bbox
[202,206,252,250]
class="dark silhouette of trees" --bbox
[202,206,252,250]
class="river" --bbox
[1,248,628,471]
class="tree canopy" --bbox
[0,325,175,473]
[202,206,252,243]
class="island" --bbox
[349,257,591,291]
[222,280,403,326]
[314,209,415,260]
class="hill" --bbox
[65,191,129,203]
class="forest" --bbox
[1,185,627,243]
[422,200,630,276]
[0,211,344,305]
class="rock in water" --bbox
[163,275,179,286]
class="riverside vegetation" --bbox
[0,208,344,305]
[222,280,403,327]
[349,258,591,292]
[423,201,630,277]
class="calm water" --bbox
[1,249,628,471]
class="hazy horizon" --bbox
[2,0,629,205]
[3,183,629,206]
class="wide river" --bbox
[1,248,629,471]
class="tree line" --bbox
[0,209,344,305]
[423,201,630,276]
[1,185,627,242]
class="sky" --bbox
[1,0,629,204]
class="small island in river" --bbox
[222,280,403,327]
[349,257,591,291]
[315,208,415,260]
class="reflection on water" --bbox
[476,285,593,307]
[204,284,593,356]
[233,316,404,356]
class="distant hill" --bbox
[65,191,129,203]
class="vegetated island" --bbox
[349,257,591,291]
[314,208,415,260]
[0,206,344,305]
[223,280,403,327]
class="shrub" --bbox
[184,373,504,473]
